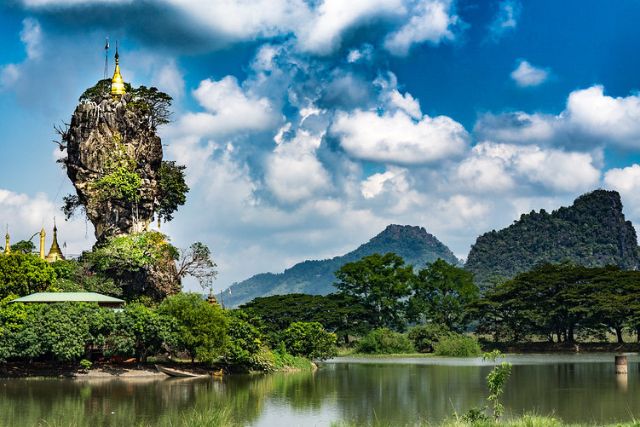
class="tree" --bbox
[157,161,189,224]
[10,240,36,254]
[0,253,56,299]
[335,253,413,331]
[408,259,479,331]
[240,293,369,344]
[224,311,263,366]
[158,293,227,363]
[175,242,217,293]
[50,259,121,296]
[281,322,337,360]
[107,303,172,362]
[127,85,173,129]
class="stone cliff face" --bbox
[64,94,162,242]
[465,190,640,288]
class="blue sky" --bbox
[1,0,640,291]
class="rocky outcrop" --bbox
[64,94,162,242]
[465,190,640,289]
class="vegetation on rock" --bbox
[466,190,640,289]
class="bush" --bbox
[79,359,92,371]
[356,328,414,354]
[408,323,451,353]
[282,321,337,360]
[433,334,482,357]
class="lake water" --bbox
[2,354,640,426]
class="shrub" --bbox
[433,334,482,357]
[282,321,337,360]
[79,359,92,371]
[407,323,451,353]
[355,328,414,354]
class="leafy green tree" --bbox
[127,85,173,129]
[409,259,479,331]
[407,323,451,353]
[0,253,56,299]
[107,303,172,362]
[281,322,337,360]
[10,240,36,254]
[93,165,142,203]
[158,293,227,363]
[240,293,369,344]
[224,311,263,366]
[50,259,121,296]
[335,253,413,330]
[157,161,189,224]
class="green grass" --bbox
[331,414,640,427]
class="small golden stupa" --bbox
[45,222,65,262]
[111,45,126,97]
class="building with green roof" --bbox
[11,292,124,308]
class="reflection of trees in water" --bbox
[4,363,640,426]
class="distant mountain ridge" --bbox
[219,224,460,307]
[465,190,640,288]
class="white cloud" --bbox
[458,142,600,193]
[476,85,640,149]
[488,0,521,41]
[20,18,43,60]
[604,165,640,218]
[172,76,279,138]
[153,60,185,99]
[21,0,459,55]
[265,127,332,203]
[511,60,549,87]
[384,0,457,56]
[332,109,468,164]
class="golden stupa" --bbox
[45,223,65,262]
[111,45,126,97]
[4,229,10,254]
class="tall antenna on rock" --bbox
[103,37,110,80]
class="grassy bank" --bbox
[332,414,640,427]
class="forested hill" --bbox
[465,190,640,288]
[219,224,460,307]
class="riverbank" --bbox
[0,357,316,378]
[333,414,640,426]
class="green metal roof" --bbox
[11,292,124,304]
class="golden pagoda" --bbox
[45,223,65,262]
[4,228,10,254]
[111,45,126,97]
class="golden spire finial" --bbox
[4,226,10,254]
[111,42,126,97]
[39,227,46,259]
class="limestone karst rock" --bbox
[64,93,162,242]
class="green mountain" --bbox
[465,190,640,288]
[219,224,460,307]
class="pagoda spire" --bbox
[45,219,65,262]
[111,42,126,97]
[4,226,10,254]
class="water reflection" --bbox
[2,356,640,426]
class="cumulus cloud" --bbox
[265,127,332,204]
[19,0,459,55]
[510,60,549,87]
[0,18,42,91]
[488,0,521,41]
[383,0,457,56]
[171,76,279,139]
[457,142,600,194]
[332,109,468,164]
[476,85,640,149]
[604,165,640,218]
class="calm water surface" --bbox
[2,354,640,426]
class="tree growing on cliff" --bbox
[157,161,189,224]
